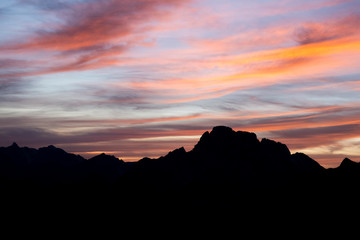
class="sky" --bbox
[0,0,360,168]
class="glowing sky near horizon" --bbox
[1,0,360,168]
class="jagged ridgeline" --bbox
[0,126,359,214]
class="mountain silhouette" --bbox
[0,126,359,220]
[128,126,325,192]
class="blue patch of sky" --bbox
[33,70,116,90]
[237,79,360,108]
[0,0,105,44]
[0,4,38,42]
[319,0,360,17]
[148,37,189,51]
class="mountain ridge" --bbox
[3,126,352,170]
[0,126,359,217]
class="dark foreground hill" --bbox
[0,126,359,223]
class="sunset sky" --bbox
[1,0,360,168]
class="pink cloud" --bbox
[294,14,360,45]
[6,0,189,52]
[0,0,192,75]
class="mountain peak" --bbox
[211,126,234,135]
[9,142,19,149]
[291,152,324,172]
[339,158,358,168]
[192,126,259,155]
[163,147,187,159]
[206,126,258,141]
[88,153,124,163]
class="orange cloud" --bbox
[126,33,360,104]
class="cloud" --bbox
[61,113,207,126]
[0,0,191,75]
[1,0,359,167]
[271,124,360,143]
[294,14,360,45]
[1,102,359,163]
[0,58,34,81]
[0,127,62,147]
[127,33,360,104]
[6,0,189,52]
[0,77,31,99]
[290,134,360,168]
[0,58,30,69]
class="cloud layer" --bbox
[1,0,360,167]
